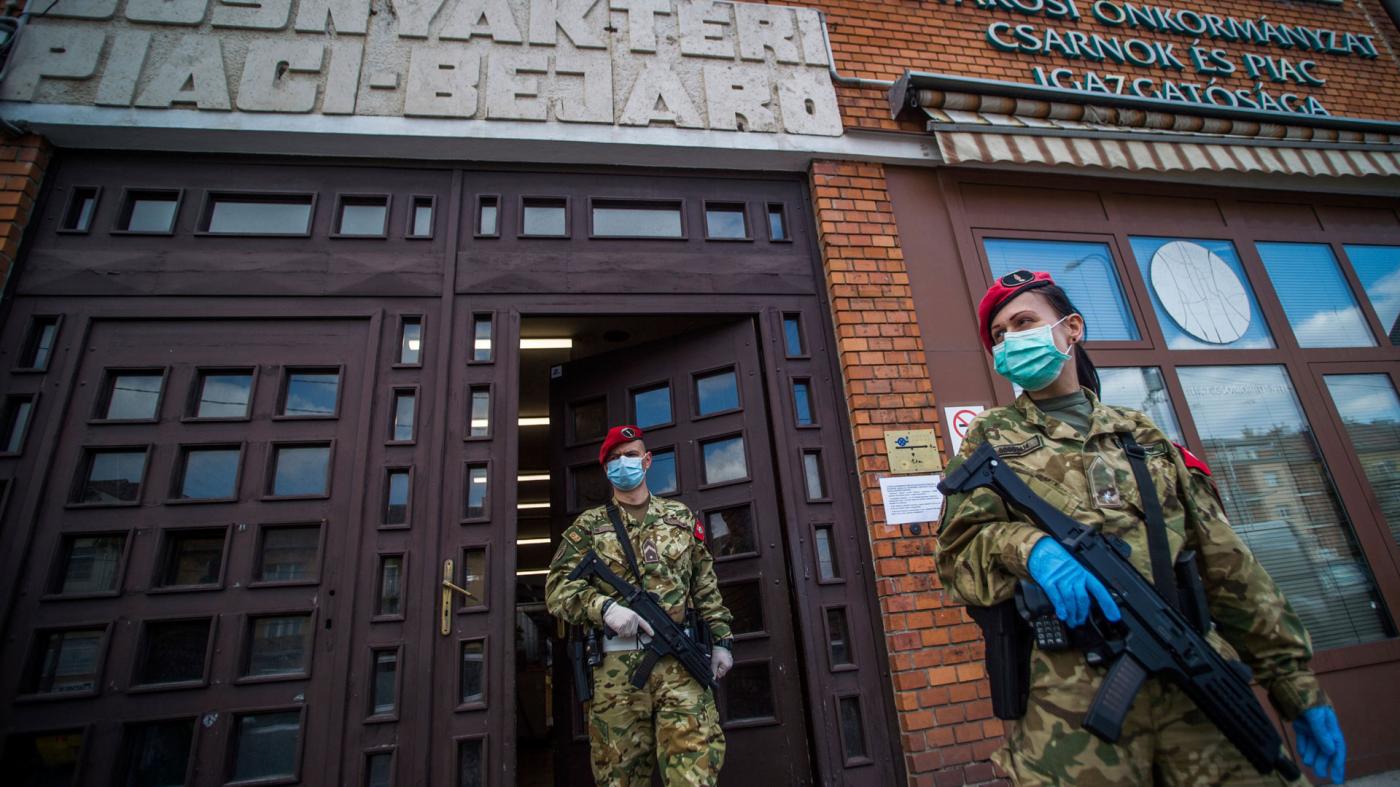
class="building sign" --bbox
[0,0,842,137]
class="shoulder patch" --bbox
[995,435,1043,458]
[566,529,584,545]
[693,518,706,542]
[1143,441,1170,457]
[1174,442,1212,476]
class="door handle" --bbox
[441,559,480,636]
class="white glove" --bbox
[711,646,733,680]
[603,602,654,639]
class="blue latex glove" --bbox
[1026,537,1122,628]
[1294,705,1345,784]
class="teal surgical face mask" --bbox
[992,316,1073,392]
[606,455,647,491]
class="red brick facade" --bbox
[0,135,48,293]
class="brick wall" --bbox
[0,135,49,292]
[810,159,1005,787]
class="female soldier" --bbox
[936,270,1346,785]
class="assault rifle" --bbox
[940,442,1300,779]
[567,551,718,693]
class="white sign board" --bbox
[942,405,984,456]
[878,474,944,526]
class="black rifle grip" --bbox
[1083,655,1149,743]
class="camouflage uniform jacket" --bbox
[936,389,1326,720]
[547,495,733,642]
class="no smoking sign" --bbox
[943,405,984,455]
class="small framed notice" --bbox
[879,474,944,526]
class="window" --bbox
[803,451,826,500]
[53,533,125,595]
[472,314,493,362]
[173,445,241,500]
[157,528,225,588]
[457,738,484,787]
[244,614,312,677]
[1130,237,1274,349]
[723,580,764,635]
[1178,365,1392,649]
[767,203,789,241]
[204,193,313,235]
[464,464,488,520]
[695,369,739,416]
[191,369,254,418]
[18,316,59,370]
[721,662,775,721]
[647,448,678,495]
[792,379,815,426]
[390,389,416,442]
[1257,243,1375,348]
[521,197,567,237]
[25,627,104,694]
[256,525,320,583]
[134,618,211,686]
[707,504,756,557]
[1097,367,1184,443]
[1344,245,1400,344]
[467,387,491,438]
[2,394,34,453]
[61,187,100,233]
[121,719,194,786]
[700,435,747,485]
[118,189,180,233]
[98,371,163,421]
[984,238,1139,341]
[838,695,869,761]
[399,318,423,365]
[280,368,340,417]
[459,640,485,706]
[409,196,435,238]
[476,195,499,237]
[0,730,83,784]
[1323,374,1400,551]
[269,443,331,497]
[704,202,748,240]
[73,447,147,505]
[457,548,486,610]
[376,556,404,617]
[570,462,609,512]
[229,710,301,783]
[370,648,399,717]
[366,751,394,787]
[826,607,853,667]
[814,524,840,581]
[782,313,805,356]
[384,469,411,526]
[569,396,605,443]
[592,200,683,238]
[335,195,390,237]
[632,383,671,429]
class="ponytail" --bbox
[1074,344,1101,398]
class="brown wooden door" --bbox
[548,318,813,785]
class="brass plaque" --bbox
[884,429,942,474]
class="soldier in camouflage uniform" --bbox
[547,424,733,786]
[937,270,1346,785]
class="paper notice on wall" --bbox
[878,474,944,525]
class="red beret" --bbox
[977,269,1057,353]
[599,425,644,465]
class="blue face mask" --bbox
[606,455,647,491]
[993,316,1073,392]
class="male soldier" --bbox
[547,424,734,786]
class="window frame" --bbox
[454,542,492,615]
[461,460,491,524]
[13,314,63,373]
[517,195,570,239]
[43,528,133,601]
[118,715,200,787]
[234,609,318,685]
[223,704,308,787]
[0,391,39,456]
[195,189,317,238]
[166,442,245,505]
[468,311,496,365]
[90,367,168,424]
[455,635,490,711]
[701,501,760,563]
[149,524,232,594]
[365,644,405,723]
[16,621,113,702]
[406,194,437,240]
[765,201,792,243]
[464,383,494,441]
[262,440,336,501]
[183,366,258,422]
[67,444,152,509]
[832,691,875,767]
[695,430,752,491]
[393,315,425,369]
[628,378,675,431]
[127,614,218,693]
[111,187,183,236]
[330,193,393,239]
[274,365,345,420]
[58,185,102,235]
[586,196,689,240]
[386,385,420,445]
[820,604,858,673]
[702,200,752,242]
[474,193,501,239]
[372,552,408,622]
[249,521,325,589]
[691,362,744,421]
[381,465,415,530]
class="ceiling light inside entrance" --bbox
[516,569,549,576]
[518,416,549,426]
[520,338,573,349]
[516,537,552,545]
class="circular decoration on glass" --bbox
[1150,241,1252,344]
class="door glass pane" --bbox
[339,200,387,236]
[472,315,493,362]
[257,526,320,582]
[478,197,498,235]
[522,200,566,236]
[28,628,103,694]
[460,548,486,609]
[707,504,756,557]
[400,319,422,365]
[271,444,330,497]
[282,370,339,416]
[570,397,605,442]
[839,696,868,760]
[783,314,804,356]
[804,451,826,499]
[377,556,403,616]
[701,435,747,484]
[814,525,839,581]
[984,238,1139,341]
[705,204,747,239]
[1256,243,1375,348]
[1344,245,1400,344]
[127,196,177,232]
[231,711,300,782]
[593,204,683,238]
[136,619,210,685]
[1130,237,1275,349]
[104,373,162,420]
[722,580,764,635]
[77,449,146,504]
[465,464,488,519]
[371,650,398,715]
[571,463,609,511]
[722,662,775,720]
[632,384,671,429]
[245,615,311,676]
[468,388,491,437]
[646,448,677,495]
[160,530,224,587]
[194,371,253,418]
[366,752,393,787]
[695,369,739,415]
[209,198,311,235]
[392,391,416,441]
[177,447,240,499]
[122,718,193,787]
[56,534,124,595]
[457,738,484,787]
[64,188,98,232]
[1324,374,1400,551]
[1098,367,1184,444]
[23,318,59,369]
[460,640,485,704]
[793,380,814,425]
[768,204,788,241]
[1,731,83,785]
[3,397,30,452]
[827,608,853,666]
[413,198,434,236]
[1178,365,1392,649]
[385,470,410,525]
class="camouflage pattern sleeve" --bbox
[935,415,1047,607]
[687,508,733,641]
[1176,451,1328,720]
[545,519,610,627]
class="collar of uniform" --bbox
[612,494,659,526]
[1013,391,1081,443]
[1082,388,1138,440]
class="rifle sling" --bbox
[606,502,645,588]
[1119,433,1180,611]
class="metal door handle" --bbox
[441,559,479,635]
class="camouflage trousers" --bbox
[586,650,725,786]
[996,648,1307,786]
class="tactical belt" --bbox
[1119,433,1180,612]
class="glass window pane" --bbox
[377,556,403,616]
[257,526,319,582]
[707,504,756,557]
[366,752,393,787]
[245,615,311,676]
[136,619,210,685]
[478,198,498,235]
[1130,237,1275,349]
[469,388,491,437]
[985,238,1139,341]
[78,449,146,504]
[839,696,868,760]
[722,662,774,721]
[231,711,300,782]
[473,315,492,362]
[768,205,788,241]
[723,580,764,635]
[161,530,224,587]
[1178,365,1391,649]
[385,471,410,525]
[64,188,98,232]
[695,369,739,416]
[827,608,853,666]
[793,380,814,426]
[646,448,677,495]
[178,447,240,499]
[57,534,124,594]
[412,199,433,236]
[1324,374,1400,551]
[701,435,747,484]
[392,391,416,441]
[570,397,605,442]
[571,463,609,511]
[465,465,488,519]
[632,385,671,429]
[815,525,839,581]
[271,445,330,497]
[457,739,484,787]
[371,650,398,715]
[783,314,804,356]
[803,452,825,499]
[4,397,32,452]
[1256,243,1375,348]
[339,201,387,236]
[209,198,311,235]
[705,205,747,239]
[1344,245,1400,344]
[593,205,683,238]
[460,548,486,609]
[123,719,193,787]
[195,371,253,418]
[2,731,83,785]
[29,628,103,694]
[459,640,485,705]
[127,196,176,232]
[523,201,565,236]
[104,373,162,420]
[283,371,339,416]
[400,320,422,365]
[23,319,59,369]
[1097,367,1184,444]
